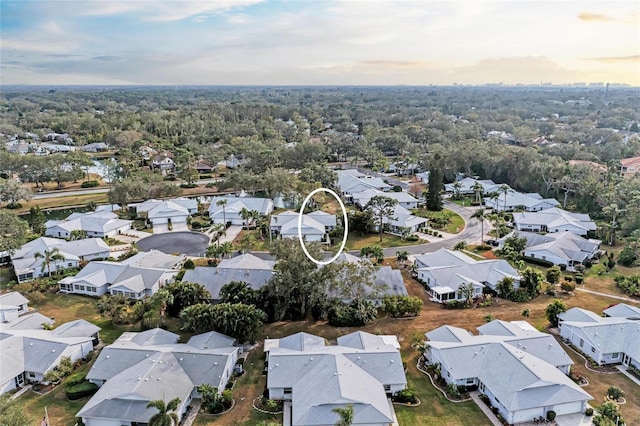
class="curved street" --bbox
[381,200,483,257]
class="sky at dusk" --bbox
[1,0,639,86]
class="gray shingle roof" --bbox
[80,328,239,423]
[603,303,640,319]
[182,258,274,299]
[513,208,596,232]
[0,292,28,307]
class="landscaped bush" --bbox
[575,273,584,284]
[614,275,640,297]
[65,380,99,400]
[585,407,594,416]
[66,373,87,387]
[183,259,195,269]
[443,300,466,309]
[81,180,99,188]
[394,388,418,404]
[475,244,492,251]
[382,295,422,318]
[327,299,378,326]
[561,281,576,293]
[545,284,557,296]
[180,183,197,188]
[546,411,556,421]
[509,288,532,302]
[406,234,420,242]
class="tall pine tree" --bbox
[427,157,444,211]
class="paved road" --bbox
[31,178,222,200]
[137,231,210,257]
[381,200,482,257]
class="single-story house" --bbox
[353,188,419,210]
[500,231,600,270]
[11,237,110,283]
[121,250,186,270]
[0,291,54,330]
[512,208,596,236]
[182,253,275,300]
[485,191,560,212]
[559,308,640,368]
[78,328,240,426]
[45,211,132,239]
[415,248,520,303]
[194,159,214,173]
[265,331,406,426]
[603,303,640,318]
[369,204,428,234]
[131,198,198,215]
[0,320,99,395]
[335,169,392,202]
[425,321,591,424]
[208,196,274,226]
[444,177,499,195]
[386,162,420,176]
[59,261,178,299]
[151,152,175,172]
[270,211,336,242]
[224,154,247,169]
[329,253,408,304]
[82,142,109,152]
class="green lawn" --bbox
[15,193,110,213]
[411,209,465,234]
[345,233,425,251]
[395,350,493,426]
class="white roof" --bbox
[445,177,499,193]
[0,291,28,307]
[487,190,559,209]
[11,237,109,274]
[427,322,591,412]
[513,208,596,232]
[352,189,418,207]
[208,196,274,216]
[512,231,600,263]
[45,211,132,234]
[603,303,640,319]
[561,316,640,360]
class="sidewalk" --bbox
[575,287,640,304]
[617,364,640,386]
[214,225,243,244]
[469,391,502,426]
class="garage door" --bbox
[153,224,170,234]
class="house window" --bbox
[86,286,96,293]
[579,339,584,348]
[530,254,535,258]
[591,347,596,353]
[541,256,546,260]
[466,378,474,385]
[75,285,85,291]
[612,353,620,359]
[384,384,391,391]
[28,372,36,378]
[68,262,73,267]
[284,387,292,394]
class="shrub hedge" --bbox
[65,381,99,400]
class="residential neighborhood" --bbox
[1,83,639,426]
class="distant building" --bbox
[208,196,274,226]
[512,208,596,236]
[270,211,336,242]
[620,156,640,179]
[485,191,559,212]
[45,211,132,239]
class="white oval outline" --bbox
[298,187,348,266]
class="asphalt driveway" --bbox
[137,232,210,257]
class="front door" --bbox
[623,354,630,366]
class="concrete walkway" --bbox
[575,287,640,304]
[469,391,502,426]
[617,364,640,386]
[179,398,201,426]
[215,225,243,244]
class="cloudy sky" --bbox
[1,0,638,85]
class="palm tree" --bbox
[332,404,354,426]
[472,181,484,204]
[452,181,462,200]
[396,250,409,268]
[154,288,174,327]
[471,208,487,245]
[211,223,226,247]
[219,241,235,259]
[239,207,251,229]
[488,213,505,239]
[34,247,66,277]
[147,397,181,426]
[498,184,512,212]
[216,199,228,228]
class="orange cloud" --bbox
[578,12,615,22]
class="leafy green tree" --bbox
[497,276,515,299]
[332,404,354,426]
[327,260,381,302]
[347,210,373,236]
[28,206,47,235]
[594,401,624,426]
[0,210,29,254]
[607,386,625,402]
[0,179,32,208]
[34,247,65,277]
[165,281,211,317]
[426,161,444,211]
[180,302,266,342]
[147,398,181,426]
[0,394,24,426]
[503,233,527,253]
[366,195,398,242]
[453,241,467,251]
[520,267,544,297]
[545,299,567,327]
[69,230,89,241]
[546,266,562,284]
[219,281,259,305]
